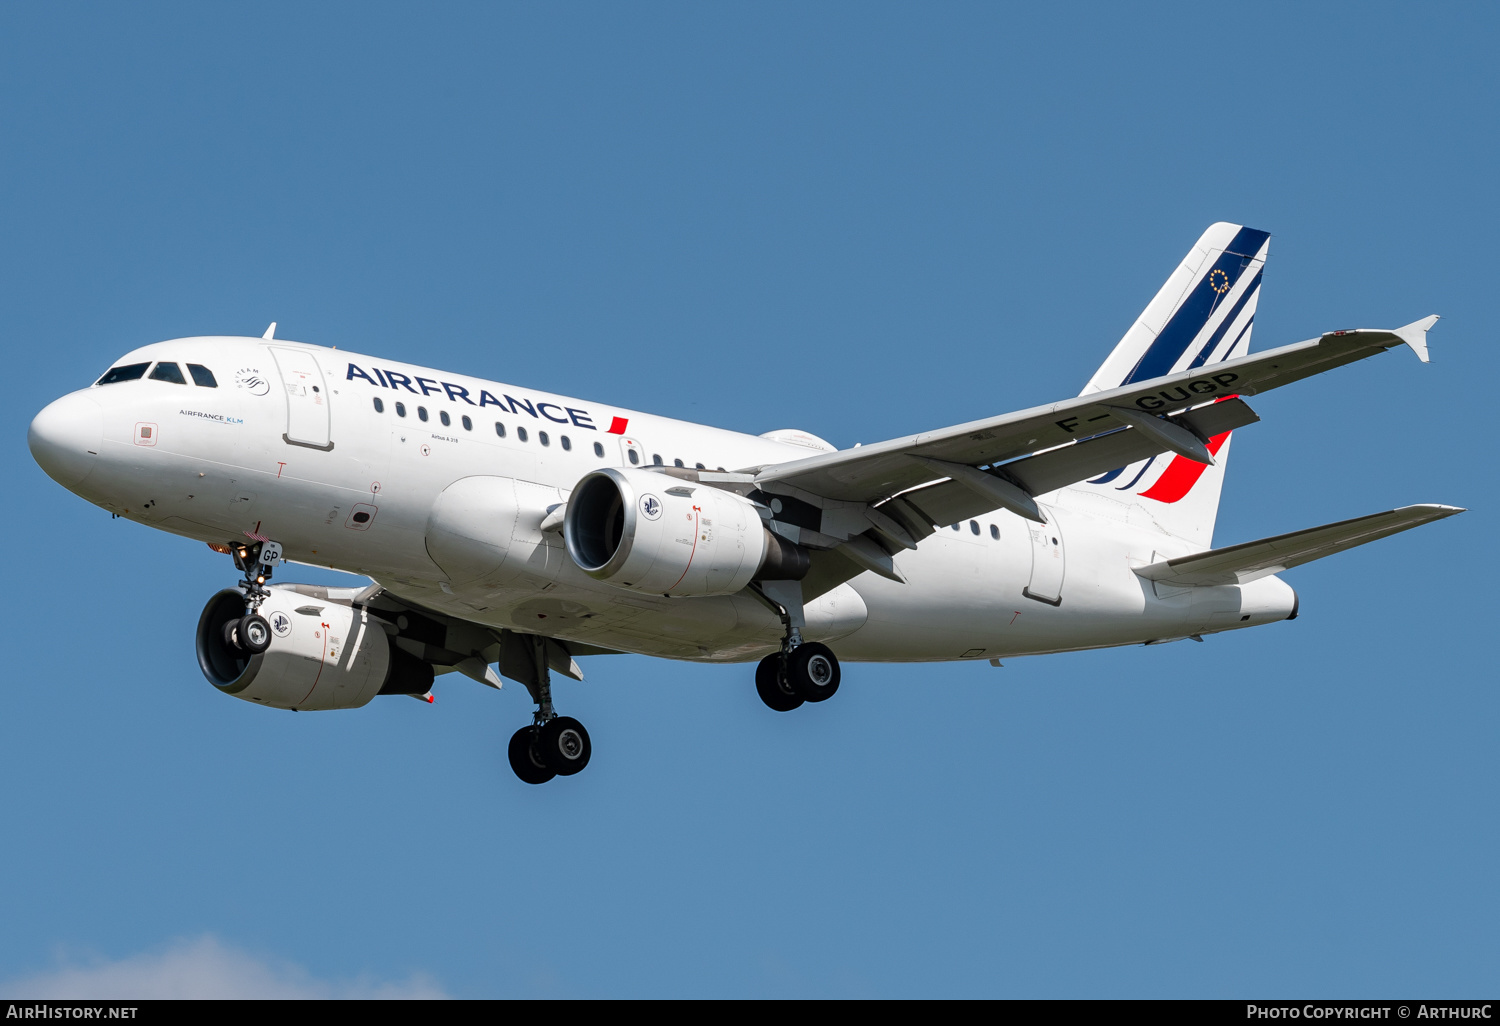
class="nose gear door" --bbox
[270,347,333,451]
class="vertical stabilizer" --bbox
[1062,223,1270,548]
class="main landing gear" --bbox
[507,634,592,785]
[753,580,841,712]
[219,539,282,656]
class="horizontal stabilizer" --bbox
[1134,504,1464,587]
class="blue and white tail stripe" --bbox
[1080,223,1270,395]
[1061,223,1271,549]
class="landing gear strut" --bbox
[508,634,592,784]
[220,539,282,655]
[754,580,841,711]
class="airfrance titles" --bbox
[345,363,598,430]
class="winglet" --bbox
[262,322,277,340]
[1394,314,1439,363]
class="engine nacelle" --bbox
[196,587,432,711]
[565,468,795,597]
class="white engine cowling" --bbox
[196,587,430,711]
[564,467,772,597]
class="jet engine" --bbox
[196,587,433,711]
[564,467,807,597]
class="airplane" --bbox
[27,222,1463,784]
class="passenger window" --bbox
[495,422,506,438]
[539,431,550,447]
[418,406,429,422]
[593,441,605,457]
[518,427,529,442]
[439,410,451,427]
[461,415,472,431]
[674,458,684,468]
[187,364,218,387]
[951,524,960,532]
[561,435,571,451]
[990,524,999,540]
[695,463,705,470]
[970,520,980,535]
[395,402,407,417]
[96,362,149,385]
[373,397,385,413]
[653,454,663,466]
[628,450,640,465]
[148,362,187,385]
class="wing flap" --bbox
[1134,504,1464,587]
[1005,397,1257,498]
[873,398,1259,531]
[753,318,1439,505]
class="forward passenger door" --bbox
[270,347,333,451]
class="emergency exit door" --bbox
[270,347,333,451]
[618,436,646,467]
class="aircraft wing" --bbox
[1133,504,1465,587]
[751,317,1439,513]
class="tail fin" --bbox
[1063,223,1270,548]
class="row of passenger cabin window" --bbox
[621,450,725,471]
[96,361,218,387]
[951,520,1003,540]
[649,454,725,471]
[372,397,607,456]
[370,397,729,469]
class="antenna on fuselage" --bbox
[262,322,277,340]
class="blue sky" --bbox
[1,2,1495,998]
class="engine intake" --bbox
[196,588,432,710]
[564,467,805,596]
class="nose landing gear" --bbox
[219,539,283,655]
[507,634,592,785]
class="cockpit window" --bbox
[148,362,187,385]
[96,363,149,385]
[187,363,217,387]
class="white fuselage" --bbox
[31,336,1296,665]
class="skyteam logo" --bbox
[639,494,662,521]
[235,368,271,396]
[269,611,293,638]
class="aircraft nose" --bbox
[29,391,104,489]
